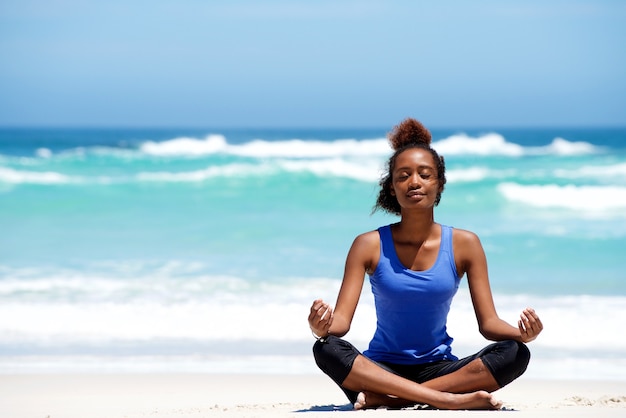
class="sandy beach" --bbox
[1,373,624,418]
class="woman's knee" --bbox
[312,336,361,404]
[514,340,531,369]
[481,340,531,387]
[312,336,360,385]
[503,340,531,371]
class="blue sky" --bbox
[1,0,625,128]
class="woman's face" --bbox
[390,148,442,210]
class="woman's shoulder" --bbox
[353,228,382,246]
[450,226,482,246]
[350,229,382,275]
[349,228,383,258]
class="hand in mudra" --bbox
[518,308,543,343]
[309,299,333,338]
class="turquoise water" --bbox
[1,127,625,378]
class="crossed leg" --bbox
[342,354,501,410]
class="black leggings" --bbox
[313,335,530,404]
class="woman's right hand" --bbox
[308,299,334,338]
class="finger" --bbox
[522,309,535,328]
[519,312,530,331]
[309,300,329,324]
[321,307,335,330]
[518,319,535,342]
[315,303,328,324]
[316,305,333,329]
[523,308,542,333]
[526,308,544,331]
[323,307,334,329]
[308,300,323,321]
[316,307,333,335]
[317,304,330,321]
[310,299,323,312]
[318,308,333,333]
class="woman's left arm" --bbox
[455,229,543,343]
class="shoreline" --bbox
[1,373,625,417]
[2,351,626,381]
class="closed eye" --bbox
[419,168,436,180]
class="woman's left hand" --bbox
[518,308,543,343]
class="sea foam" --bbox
[0,276,624,360]
[0,133,602,165]
[0,167,76,184]
[498,182,626,211]
[139,135,390,158]
[432,134,599,157]
[538,137,600,155]
[140,134,229,156]
[554,163,626,181]
[137,134,600,159]
[433,133,525,156]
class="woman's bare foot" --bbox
[353,392,413,410]
[354,390,501,411]
[353,392,367,410]
[439,391,502,410]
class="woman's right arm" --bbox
[308,231,379,338]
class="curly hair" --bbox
[372,118,447,215]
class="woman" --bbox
[308,118,543,410]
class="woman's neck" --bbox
[395,210,437,242]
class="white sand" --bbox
[1,373,625,418]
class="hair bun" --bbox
[388,118,432,150]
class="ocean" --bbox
[1,126,625,380]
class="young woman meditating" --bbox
[308,118,543,410]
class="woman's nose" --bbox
[409,174,421,188]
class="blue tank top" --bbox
[363,224,461,365]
